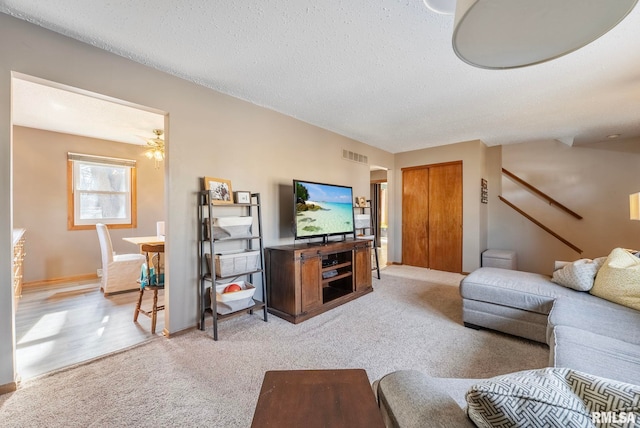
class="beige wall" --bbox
[489,139,640,274]
[13,126,165,283]
[370,169,388,182]
[392,140,488,273]
[0,14,394,387]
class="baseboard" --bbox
[163,325,200,339]
[0,380,18,395]
[23,273,99,288]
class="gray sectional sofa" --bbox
[375,265,640,427]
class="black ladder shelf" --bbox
[354,200,381,279]
[197,191,268,340]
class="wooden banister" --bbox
[499,196,583,254]
[502,168,583,220]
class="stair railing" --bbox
[500,168,583,254]
[502,168,582,220]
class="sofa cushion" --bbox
[466,367,640,428]
[547,297,640,345]
[551,257,606,291]
[463,299,549,343]
[376,370,476,428]
[461,267,603,315]
[591,248,640,311]
[550,325,640,386]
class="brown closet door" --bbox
[428,162,462,273]
[402,167,430,267]
[402,162,462,273]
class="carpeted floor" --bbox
[0,265,548,427]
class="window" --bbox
[67,153,137,230]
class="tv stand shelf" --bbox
[323,270,351,285]
[265,239,373,324]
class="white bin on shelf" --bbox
[206,249,261,277]
[211,216,252,239]
[354,214,371,229]
[212,281,256,314]
[482,249,517,270]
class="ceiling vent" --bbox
[342,149,368,165]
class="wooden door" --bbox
[402,162,462,272]
[300,254,322,312]
[428,162,462,273]
[402,167,430,267]
[354,243,372,291]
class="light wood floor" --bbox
[15,279,164,380]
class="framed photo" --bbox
[203,177,233,205]
[234,191,251,204]
[355,196,367,207]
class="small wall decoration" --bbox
[234,191,251,204]
[481,178,488,204]
[203,176,233,205]
[355,196,367,207]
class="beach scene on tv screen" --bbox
[296,181,354,237]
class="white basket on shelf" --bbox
[354,214,370,229]
[206,250,260,277]
[211,216,253,239]
[212,281,256,314]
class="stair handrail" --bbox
[502,168,583,220]
[499,196,583,254]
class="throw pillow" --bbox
[564,370,640,417]
[551,257,606,291]
[466,368,591,427]
[591,248,640,311]
[466,368,640,428]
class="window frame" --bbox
[67,154,137,231]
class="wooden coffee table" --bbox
[251,369,385,428]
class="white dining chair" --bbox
[95,223,145,296]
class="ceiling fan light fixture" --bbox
[143,129,165,167]
[452,0,638,69]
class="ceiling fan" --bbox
[142,129,165,167]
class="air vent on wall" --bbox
[342,149,368,165]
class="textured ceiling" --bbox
[3,1,640,153]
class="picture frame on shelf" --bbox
[234,191,251,204]
[203,176,233,205]
[355,196,367,207]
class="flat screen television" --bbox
[293,179,355,243]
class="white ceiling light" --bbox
[423,0,456,15]
[452,0,638,69]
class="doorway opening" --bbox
[370,167,388,269]
[11,73,167,379]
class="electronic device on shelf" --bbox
[322,269,339,279]
[293,179,356,245]
[322,258,339,268]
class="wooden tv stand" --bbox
[265,239,373,324]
